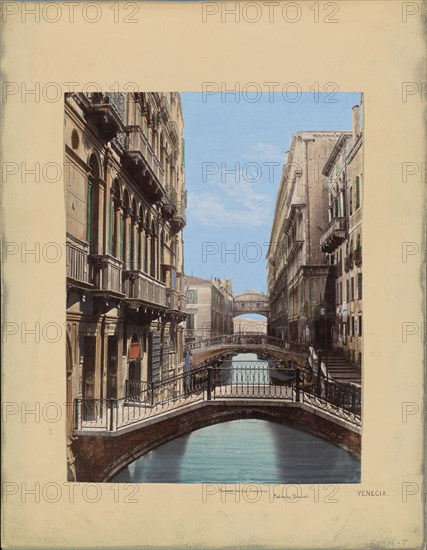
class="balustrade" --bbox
[89,255,123,294]
[66,235,89,284]
[123,269,166,307]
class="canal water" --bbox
[112,353,361,484]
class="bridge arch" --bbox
[71,401,361,482]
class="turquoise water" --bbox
[112,353,360,484]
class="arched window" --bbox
[109,179,121,257]
[121,191,130,266]
[131,199,137,270]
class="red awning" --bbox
[128,342,141,360]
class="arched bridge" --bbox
[71,360,361,482]
[233,290,270,318]
[186,334,307,368]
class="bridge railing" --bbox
[185,334,307,354]
[73,359,361,433]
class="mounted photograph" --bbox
[65,90,363,484]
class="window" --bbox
[187,289,198,304]
[187,314,195,330]
[108,196,114,255]
[120,212,124,261]
[346,279,350,302]
[359,315,362,337]
[351,316,355,336]
[358,273,363,300]
[355,176,361,210]
[86,178,93,243]
[349,186,353,216]
[137,230,141,270]
[350,277,354,302]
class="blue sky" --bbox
[182,91,361,296]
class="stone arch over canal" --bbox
[71,400,361,482]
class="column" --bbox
[114,202,121,258]
[131,217,137,270]
[138,223,144,271]
[123,208,131,270]
[146,232,152,276]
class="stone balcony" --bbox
[88,254,124,296]
[87,92,126,143]
[166,289,187,313]
[168,119,179,145]
[122,270,166,308]
[66,234,90,287]
[320,217,347,253]
[160,94,170,122]
[162,187,178,217]
[124,125,166,203]
[171,201,186,231]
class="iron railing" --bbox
[73,359,361,433]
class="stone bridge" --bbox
[71,361,361,482]
[233,290,270,318]
[186,334,308,368]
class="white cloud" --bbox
[188,171,273,228]
[245,142,284,163]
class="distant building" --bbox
[233,318,267,334]
[267,130,347,346]
[185,276,233,342]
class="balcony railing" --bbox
[171,201,186,231]
[66,235,89,285]
[320,217,347,253]
[89,255,123,295]
[168,119,179,144]
[166,288,179,310]
[162,187,178,216]
[87,92,126,142]
[160,94,170,122]
[122,270,166,307]
[125,125,165,200]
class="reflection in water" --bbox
[112,353,360,484]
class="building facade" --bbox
[320,103,363,367]
[267,131,346,347]
[185,276,233,342]
[65,92,187,450]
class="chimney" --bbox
[352,105,360,140]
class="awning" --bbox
[128,342,141,360]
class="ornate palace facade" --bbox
[65,92,187,447]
